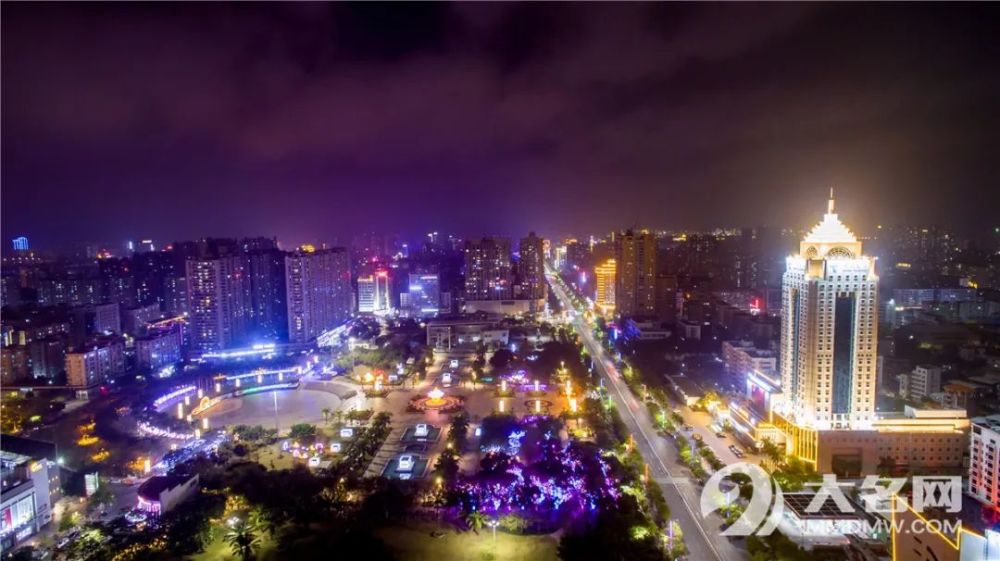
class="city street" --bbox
[547,271,748,561]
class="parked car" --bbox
[398,454,414,471]
[449,359,459,369]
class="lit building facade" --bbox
[404,273,441,317]
[357,270,389,313]
[518,232,546,301]
[0,450,55,550]
[969,415,1000,509]
[285,248,351,343]
[65,337,124,391]
[738,194,969,475]
[778,193,878,430]
[464,237,512,301]
[614,230,656,317]
[185,256,250,353]
[594,259,616,315]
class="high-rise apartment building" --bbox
[614,230,656,317]
[357,271,390,313]
[247,249,287,341]
[594,259,616,315]
[65,337,124,388]
[779,193,878,430]
[185,256,250,353]
[518,232,546,301]
[464,237,512,301]
[970,415,1000,509]
[285,248,351,343]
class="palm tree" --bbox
[465,511,486,532]
[321,408,331,424]
[226,519,261,561]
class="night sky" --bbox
[2,3,998,248]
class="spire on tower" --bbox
[827,188,835,214]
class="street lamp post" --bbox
[487,518,498,546]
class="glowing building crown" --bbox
[799,189,864,259]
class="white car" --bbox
[449,359,459,368]
[330,442,342,453]
[441,373,452,387]
[308,456,322,468]
[415,424,429,438]
[340,428,354,439]
[397,454,414,472]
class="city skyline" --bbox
[3,3,999,248]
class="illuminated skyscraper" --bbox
[594,259,616,315]
[357,270,390,313]
[285,248,351,343]
[614,230,656,317]
[779,192,878,429]
[11,236,28,251]
[464,237,512,300]
[518,232,546,301]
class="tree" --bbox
[86,482,115,515]
[760,438,783,463]
[498,513,527,533]
[226,519,262,561]
[321,408,331,424]
[465,511,486,532]
[488,349,514,370]
[289,423,317,440]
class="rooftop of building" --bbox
[971,414,1000,432]
[138,474,197,501]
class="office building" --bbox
[404,273,441,317]
[357,270,390,313]
[464,237,512,301]
[11,236,28,252]
[285,248,351,343]
[778,193,878,430]
[185,256,250,353]
[735,194,969,475]
[594,259,616,316]
[0,449,56,550]
[614,230,656,317]
[518,232,546,302]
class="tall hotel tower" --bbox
[780,192,878,430]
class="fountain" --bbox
[409,387,464,412]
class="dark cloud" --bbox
[2,2,998,248]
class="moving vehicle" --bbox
[415,424,429,438]
[449,359,459,369]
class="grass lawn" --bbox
[374,522,559,561]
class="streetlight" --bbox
[487,518,498,544]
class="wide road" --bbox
[547,271,748,561]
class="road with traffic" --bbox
[547,270,749,561]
